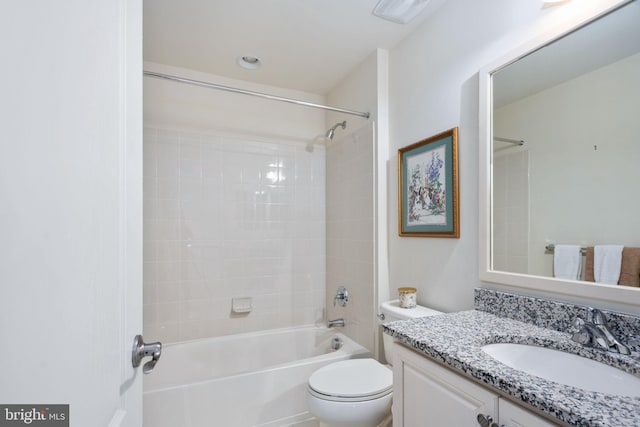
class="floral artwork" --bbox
[406,145,446,225]
[398,128,459,237]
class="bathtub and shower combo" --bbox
[143,72,375,427]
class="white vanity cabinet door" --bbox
[391,343,559,427]
[499,399,558,427]
[392,343,498,426]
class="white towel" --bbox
[594,245,624,285]
[553,245,582,280]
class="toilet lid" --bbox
[308,359,392,399]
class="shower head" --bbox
[306,121,348,153]
[325,121,347,140]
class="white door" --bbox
[0,1,144,426]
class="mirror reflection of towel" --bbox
[585,247,595,282]
[553,245,582,280]
[594,245,623,285]
[619,247,640,287]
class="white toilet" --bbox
[306,300,442,427]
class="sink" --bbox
[482,343,640,397]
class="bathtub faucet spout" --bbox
[328,318,345,328]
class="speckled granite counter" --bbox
[383,296,640,427]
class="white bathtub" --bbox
[143,326,371,427]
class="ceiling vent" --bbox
[372,0,431,24]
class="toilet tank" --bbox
[380,300,442,365]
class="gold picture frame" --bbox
[398,127,459,237]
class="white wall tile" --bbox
[143,128,326,344]
[180,158,202,180]
[493,151,530,274]
[156,143,180,179]
[325,123,375,353]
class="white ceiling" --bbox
[143,0,445,95]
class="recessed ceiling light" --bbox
[237,55,262,70]
[373,0,431,24]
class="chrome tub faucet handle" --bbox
[333,286,349,307]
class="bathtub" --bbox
[143,326,371,427]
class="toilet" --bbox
[306,300,442,427]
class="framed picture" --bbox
[398,127,459,237]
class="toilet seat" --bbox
[308,359,392,402]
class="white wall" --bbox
[495,52,640,278]
[386,0,625,312]
[144,65,328,343]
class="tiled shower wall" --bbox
[326,123,375,353]
[493,150,529,274]
[143,128,326,344]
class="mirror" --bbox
[479,0,640,308]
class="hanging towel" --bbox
[553,245,582,280]
[584,247,595,282]
[594,245,624,285]
[619,247,640,287]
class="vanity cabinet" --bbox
[498,399,557,427]
[392,343,558,427]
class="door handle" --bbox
[132,335,162,374]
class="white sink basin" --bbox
[482,343,640,397]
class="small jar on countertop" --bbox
[398,287,417,309]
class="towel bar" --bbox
[545,244,587,255]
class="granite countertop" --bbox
[383,310,640,427]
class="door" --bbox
[0,1,144,426]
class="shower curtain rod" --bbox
[494,136,525,146]
[144,71,371,119]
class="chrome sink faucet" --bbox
[572,317,609,351]
[571,308,631,355]
[591,309,631,355]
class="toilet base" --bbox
[306,390,392,427]
[317,413,391,427]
